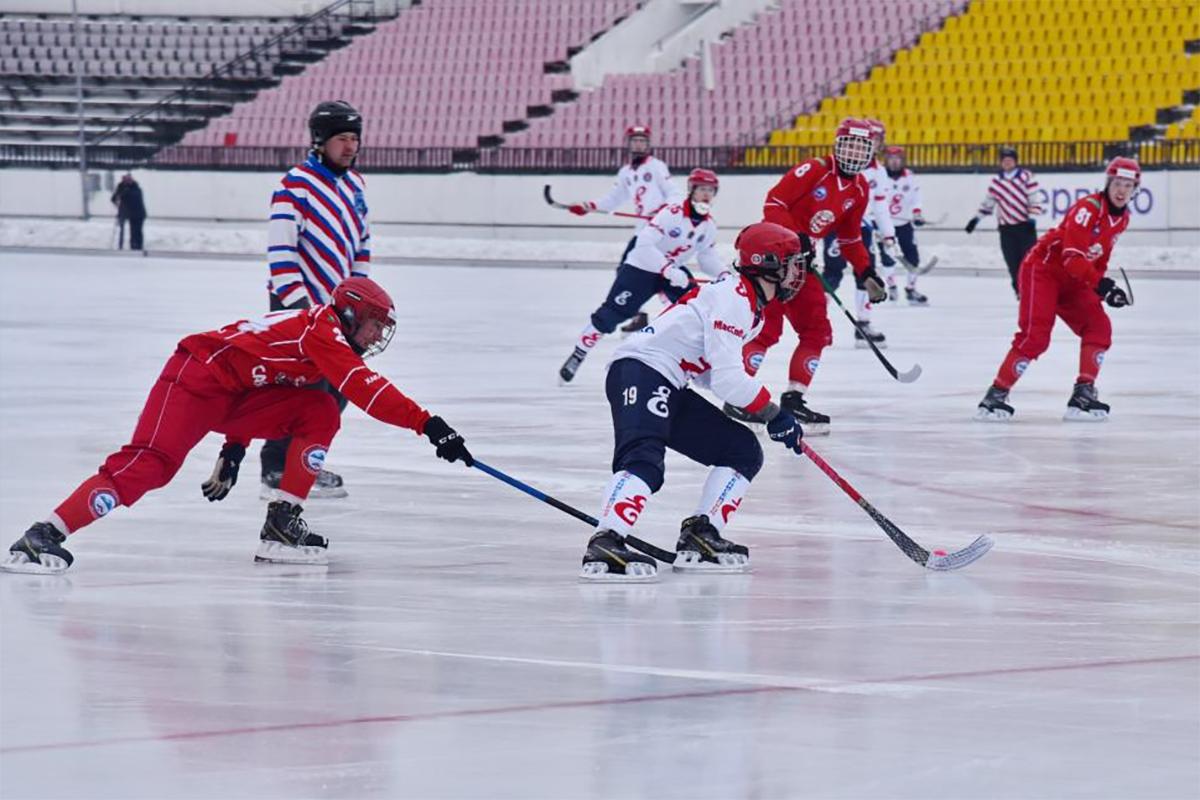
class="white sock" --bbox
[577,322,603,351]
[881,262,896,285]
[46,513,69,536]
[855,289,872,322]
[693,467,750,533]
[787,380,809,394]
[907,273,919,290]
[596,471,653,536]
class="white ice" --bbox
[1,252,1198,800]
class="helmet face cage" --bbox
[740,249,807,301]
[336,292,396,359]
[834,133,875,174]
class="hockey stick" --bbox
[801,442,994,571]
[1119,267,1134,307]
[472,460,677,564]
[543,185,652,220]
[811,269,922,383]
[898,254,937,276]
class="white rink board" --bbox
[1,253,1197,800]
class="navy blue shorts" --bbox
[591,264,691,334]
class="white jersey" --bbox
[624,202,724,278]
[876,168,923,225]
[592,155,682,228]
[861,162,897,238]
[611,273,771,413]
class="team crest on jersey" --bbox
[669,227,682,238]
[353,189,367,216]
[301,445,327,475]
[88,488,118,519]
[813,186,828,201]
[842,199,855,211]
[643,172,652,182]
[809,209,836,234]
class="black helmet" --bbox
[308,100,363,149]
[998,145,1018,162]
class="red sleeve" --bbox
[835,195,870,274]
[1059,198,1103,288]
[762,159,822,229]
[300,312,432,434]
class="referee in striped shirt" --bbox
[965,146,1043,297]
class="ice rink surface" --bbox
[1,252,1198,800]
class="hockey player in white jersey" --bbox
[559,169,724,383]
[579,222,811,582]
[567,125,684,332]
[876,146,929,305]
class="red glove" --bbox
[568,202,594,216]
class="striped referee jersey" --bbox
[267,153,371,306]
[977,168,1043,226]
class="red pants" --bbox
[742,274,832,388]
[993,258,1113,389]
[52,350,341,534]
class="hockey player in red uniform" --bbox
[975,157,1139,422]
[581,222,810,582]
[725,119,888,434]
[3,278,473,574]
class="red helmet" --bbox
[734,222,812,302]
[866,118,886,146]
[1105,156,1141,188]
[625,124,651,140]
[331,277,396,358]
[883,145,905,159]
[834,118,875,175]
[687,168,719,192]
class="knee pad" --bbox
[621,460,664,494]
[590,307,622,335]
[726,429,764,481]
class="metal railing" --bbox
[3,140,1199,173]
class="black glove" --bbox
[281,295,312,311]
[766,407,803,455]
[855,265,888,303]
[201,442,246,502]
[965,217,979,234]
[1095,277,1129,308]
[424,416,474,466]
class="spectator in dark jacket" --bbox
[111,174,147,251]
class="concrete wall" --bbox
[2,167,1197,247]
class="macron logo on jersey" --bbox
[713,319,745,338]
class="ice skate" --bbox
[1063,382,1110,422]
[905,287,929,306]
[673,515,750,573]
[854,321,887,349]
[261,468,347,500]
[887,283,899,302]
[256,501,329,564]
[579,530,658,582]
[619,312,649,335]
[2,522,74,574]
[558,346,588,384]
[975,385,1014,422]
[780,390,831,436]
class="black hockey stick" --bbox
[543,185,651,220]
[898,254,937,276]
[1119,267,1135,307]
[811,269,922,383]
[472,460,677,564]
[801,443,994,570]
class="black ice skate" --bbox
[673,515,750,573]
[781,390,831,436]
[256,501,329,564]
[559,346,589,384]
[887,284,899,302]
[579,530,658,582]
[905,287,929,306]
[1,522,73,574]
[723,402,764,425]
[261,468,346,500]
[619,312,649,334]
[854,322,887,349]
[975,384,1015,422]
[1064,382,1110,422]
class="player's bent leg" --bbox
[561,266,660,384]
[779,288,833,433]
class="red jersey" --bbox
[178,306,431,434]
[762,155,872,273]
[1027,192,1130,289]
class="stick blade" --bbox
[924,535,994,571]
[897,363,923,383]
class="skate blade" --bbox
[672,551,751,574]
[854,340,887,350]
[260,485,348,501]
[974,408,1013,422]
[578,561,658,583]
[1,551,70,575]
[254,540,329,565]
[801,423,831,437]
[1063,408,1108,422]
